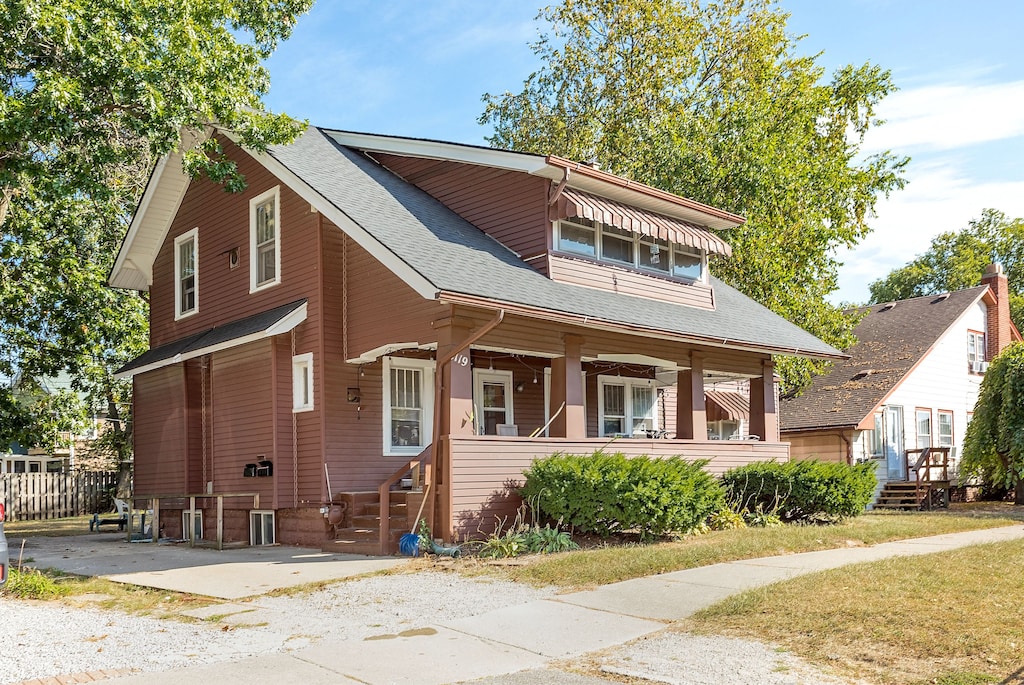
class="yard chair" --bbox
[89,499,129,532]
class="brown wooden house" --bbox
[110,127,843,553]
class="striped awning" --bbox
[556,188,733,257]
[705,390,749,421]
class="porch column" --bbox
[549,334,586,438]
[434,317,475,437]
[748,359,778,442]
[675,351,706,439]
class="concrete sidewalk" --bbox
[94,523,1024,685]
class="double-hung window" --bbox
[174,228,198,319]
[937,410,953,448]
[967,330,986,372]
[597,375,657,437]
[916,409,932,449]
[250,186,281,292]
[383,357,434,455]
[556,219,706,282]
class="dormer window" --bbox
[557,219,706,282]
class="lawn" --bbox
[4,515,105,537]
[686,536,1024,685]
[466,504,1024,589]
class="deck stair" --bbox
[322,490,423,556]
[874,481,921,510]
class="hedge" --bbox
[722,459,877,522]
[521,451,725,539]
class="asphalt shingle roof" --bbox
[779,287,988,431]
[266,127,842,359]
[116,299,307,376]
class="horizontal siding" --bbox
[448,436,788,538]
[150,136,323,352]
[210,341,276,502]
[370,154,550,274]
[549,254,715,310]
[786,431,847,462]
[133,366,188,495]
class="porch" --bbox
[325,435,789,555]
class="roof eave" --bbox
[437,290,847,362]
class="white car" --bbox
[0,502,7,586]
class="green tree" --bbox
[480,0,907,392]
[961,343,1024,504]
[0,1,312,452]
[868,209,1024,330]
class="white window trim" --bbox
[555,220,707,283]
[473,369,514,435]
[173,227,198,320]
[250,509,276,546]
[597,374,659,437]
[249,186,282,293]
[382,356,434,456]
[292,352,314,413]
[916,408,932,449]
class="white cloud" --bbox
[833,163,1024,304]
[863,80,1024,153]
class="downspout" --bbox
[840,430,853,465]
[428,308,505,538]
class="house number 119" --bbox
[454,354,470,367]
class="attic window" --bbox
[250,186,281,292]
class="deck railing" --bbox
[905,447,951,509]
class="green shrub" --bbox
[1,567,70,600]
[722,460,877,522]
[521,451,725,540]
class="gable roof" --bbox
[110,126,844,362]
[779,286,990,432]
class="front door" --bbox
[884,405,906,481]
[474,370,513,435]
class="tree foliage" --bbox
[868,208,1024,331]
[480,0,907,391]
[961,343,1024,504]
[0,0,312,450]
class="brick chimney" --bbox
[981,263,1012,359]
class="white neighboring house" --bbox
[780,264,1020,500]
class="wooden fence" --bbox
[0,472,119,521]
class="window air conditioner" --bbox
[972,360,989,373]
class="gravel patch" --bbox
[591,631,863,685]
[0,572,554,684]
[3,572,859,685]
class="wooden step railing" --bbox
[905,447,951,510]
[377,445,432,555]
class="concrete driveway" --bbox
[10,531,405,599]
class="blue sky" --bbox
[263,1,1024,305]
